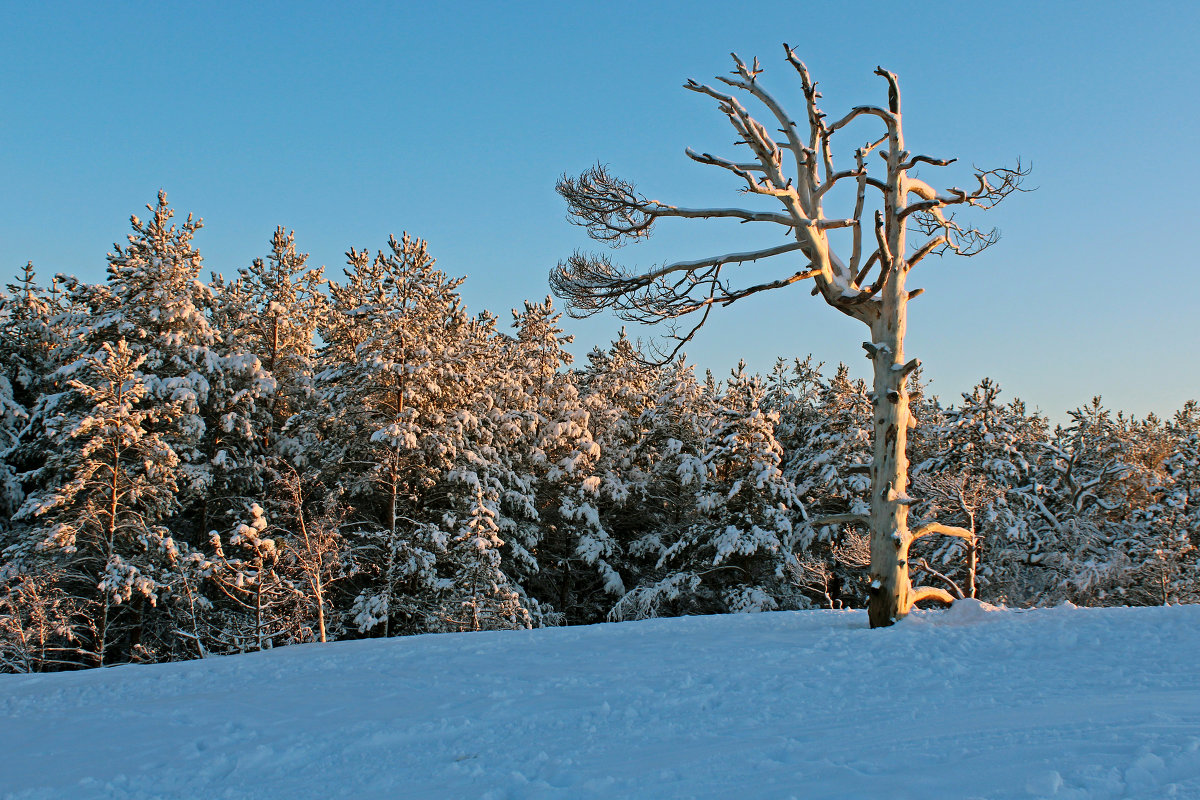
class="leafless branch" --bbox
[553,50,1026,377]
[557,165,654,244]
[901,154,957,171]
[904,585,956,610]
[912,557,966,599]
[909,521,974,545]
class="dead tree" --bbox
[551,47,1027,627]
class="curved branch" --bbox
[899,161,1031,219]
[557,164,801,246]
[550,238,821,352]
[912,557,966,600]
[901,154,957,171]
[910,522,974,544]
[827,106,895,136]
[904,585,956,612]
[874,66,901,114]
[716,267,822,307]
[684,148,767,174]
[646,303,714,366]
[907,236,946,268]
[813,169,867,200]
[901,521,974,565]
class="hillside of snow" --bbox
[3,603,1199,800]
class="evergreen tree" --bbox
[911,379,1046,604]
[439,477,531,631]
[1160,402,1200,601]
[212,227,328,458]
[0,263,65,519]
[56,193,271,538]
[615,365,802,618]
[505,298,618,623]
[1011,398,1132,605]
[1115,411,1197,605]
[317,234,486,636]
[783,364,873,607]
[203,502,295,651]
[10,340,188,665]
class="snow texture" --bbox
[3,603,1200,799]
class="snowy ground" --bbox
[2,602,1199,800]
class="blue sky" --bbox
[1,1,1196,420]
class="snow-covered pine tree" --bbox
[1012,398,1132,605]
[504,298,620,624]
[202,502,296,652]
[763,356,824,477]
[10,340,188,666]
[211,227,328,460]
[574,332,663,554]
[58,193,272,540]
[2,267,94,672]
[0,263,65,520]
[202,227,333,643]
[796,365,873,522]
[785,363,874,608]
[607,354,718,620]
[439,477,531,632]
[620,363,803,617]
[1154,402,1200,602]
[910,378,1046,604]
[317,234,482,636]
[1109,412,1195,605]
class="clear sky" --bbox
[1,1,1196,421]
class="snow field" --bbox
[2,602,1199,799]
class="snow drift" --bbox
[3,603,1199,799]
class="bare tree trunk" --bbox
[315,585,327,643]
[97,443,122,666]
[384,459,399,639]
[968,538,978,600]
[96,597,111,668]
[254,554,264,651]
[866,111,914,627]
[966,503,978,600]
[264,313,281,450]
[866,283,912,626]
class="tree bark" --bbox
[866,292,912,627]
[866,109,912,628]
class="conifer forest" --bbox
[0,191,1197,672]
